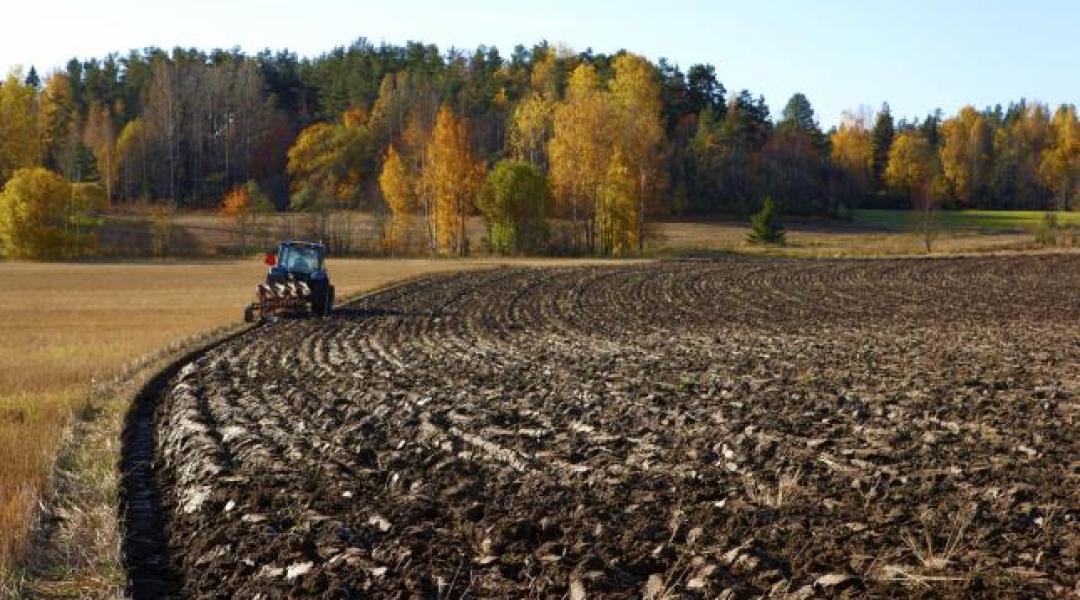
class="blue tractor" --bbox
[244,241,335,322]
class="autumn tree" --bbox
[886,131,942,252]
[508,48,559,166]
[990,102,1050,209]
[12,38,1080,240]
[0,71,41,184]
[220,180,272,255]
[1039,104,1079,210]
[423,105,484,255]
[529,47,560,100]
[288,105,375,210]
[939,106,993,206]
[0,167,104,258]
[609,53,666,251]
[83,102,116,200]
[596,149,638,254]
[287,105,376,247]
[401,109,435,248]
[509,93,554,165]
[549,63,613,251]
[40,73,82,177]
[114,117,151,202]
[478,159,550,253]
[378,144,417,251]
[830,109,874,203]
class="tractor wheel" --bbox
[312,285,330,317]
[327,286,335,315]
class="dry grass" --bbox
[647,220,1053,257]
[0,390,78,572]
[0,257,631,583]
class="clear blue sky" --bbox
[3,0,1077,127]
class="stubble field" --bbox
[139,255,1079,598]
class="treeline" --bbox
[0,39,1077,256]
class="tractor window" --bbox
[279,246,321,274]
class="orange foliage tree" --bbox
[378,144,417,251]
[219,180,272,254]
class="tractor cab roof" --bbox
[279,240,326,250]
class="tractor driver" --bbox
[290,248,317,273]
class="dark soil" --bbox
[143,256,1079,598]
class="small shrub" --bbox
[747,197,786,245]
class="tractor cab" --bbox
[267,241,327,283]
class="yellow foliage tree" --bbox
[1039,104,1079,210]
[286,106,375,213]
[378,144,416,251]
[886,132,939,198]
[423,106,484,255]
[0,71,41,184]
[608,53,665,252]
[0,167,104,258]
[939,106,992,206]
[509,93,554,165]
[830,110,874,193]
[529,48,559,101]
[548,63,613,251]
[886,131,943,252]
[597,149,638,255]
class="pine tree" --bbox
[871,103,895,192]
[780,93,817,132]
[23,67,41,89]
[747,197,785,244]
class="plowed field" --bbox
[129,255,1080,598]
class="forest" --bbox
[0,39,1077,256]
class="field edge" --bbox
[1,321,259,599]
